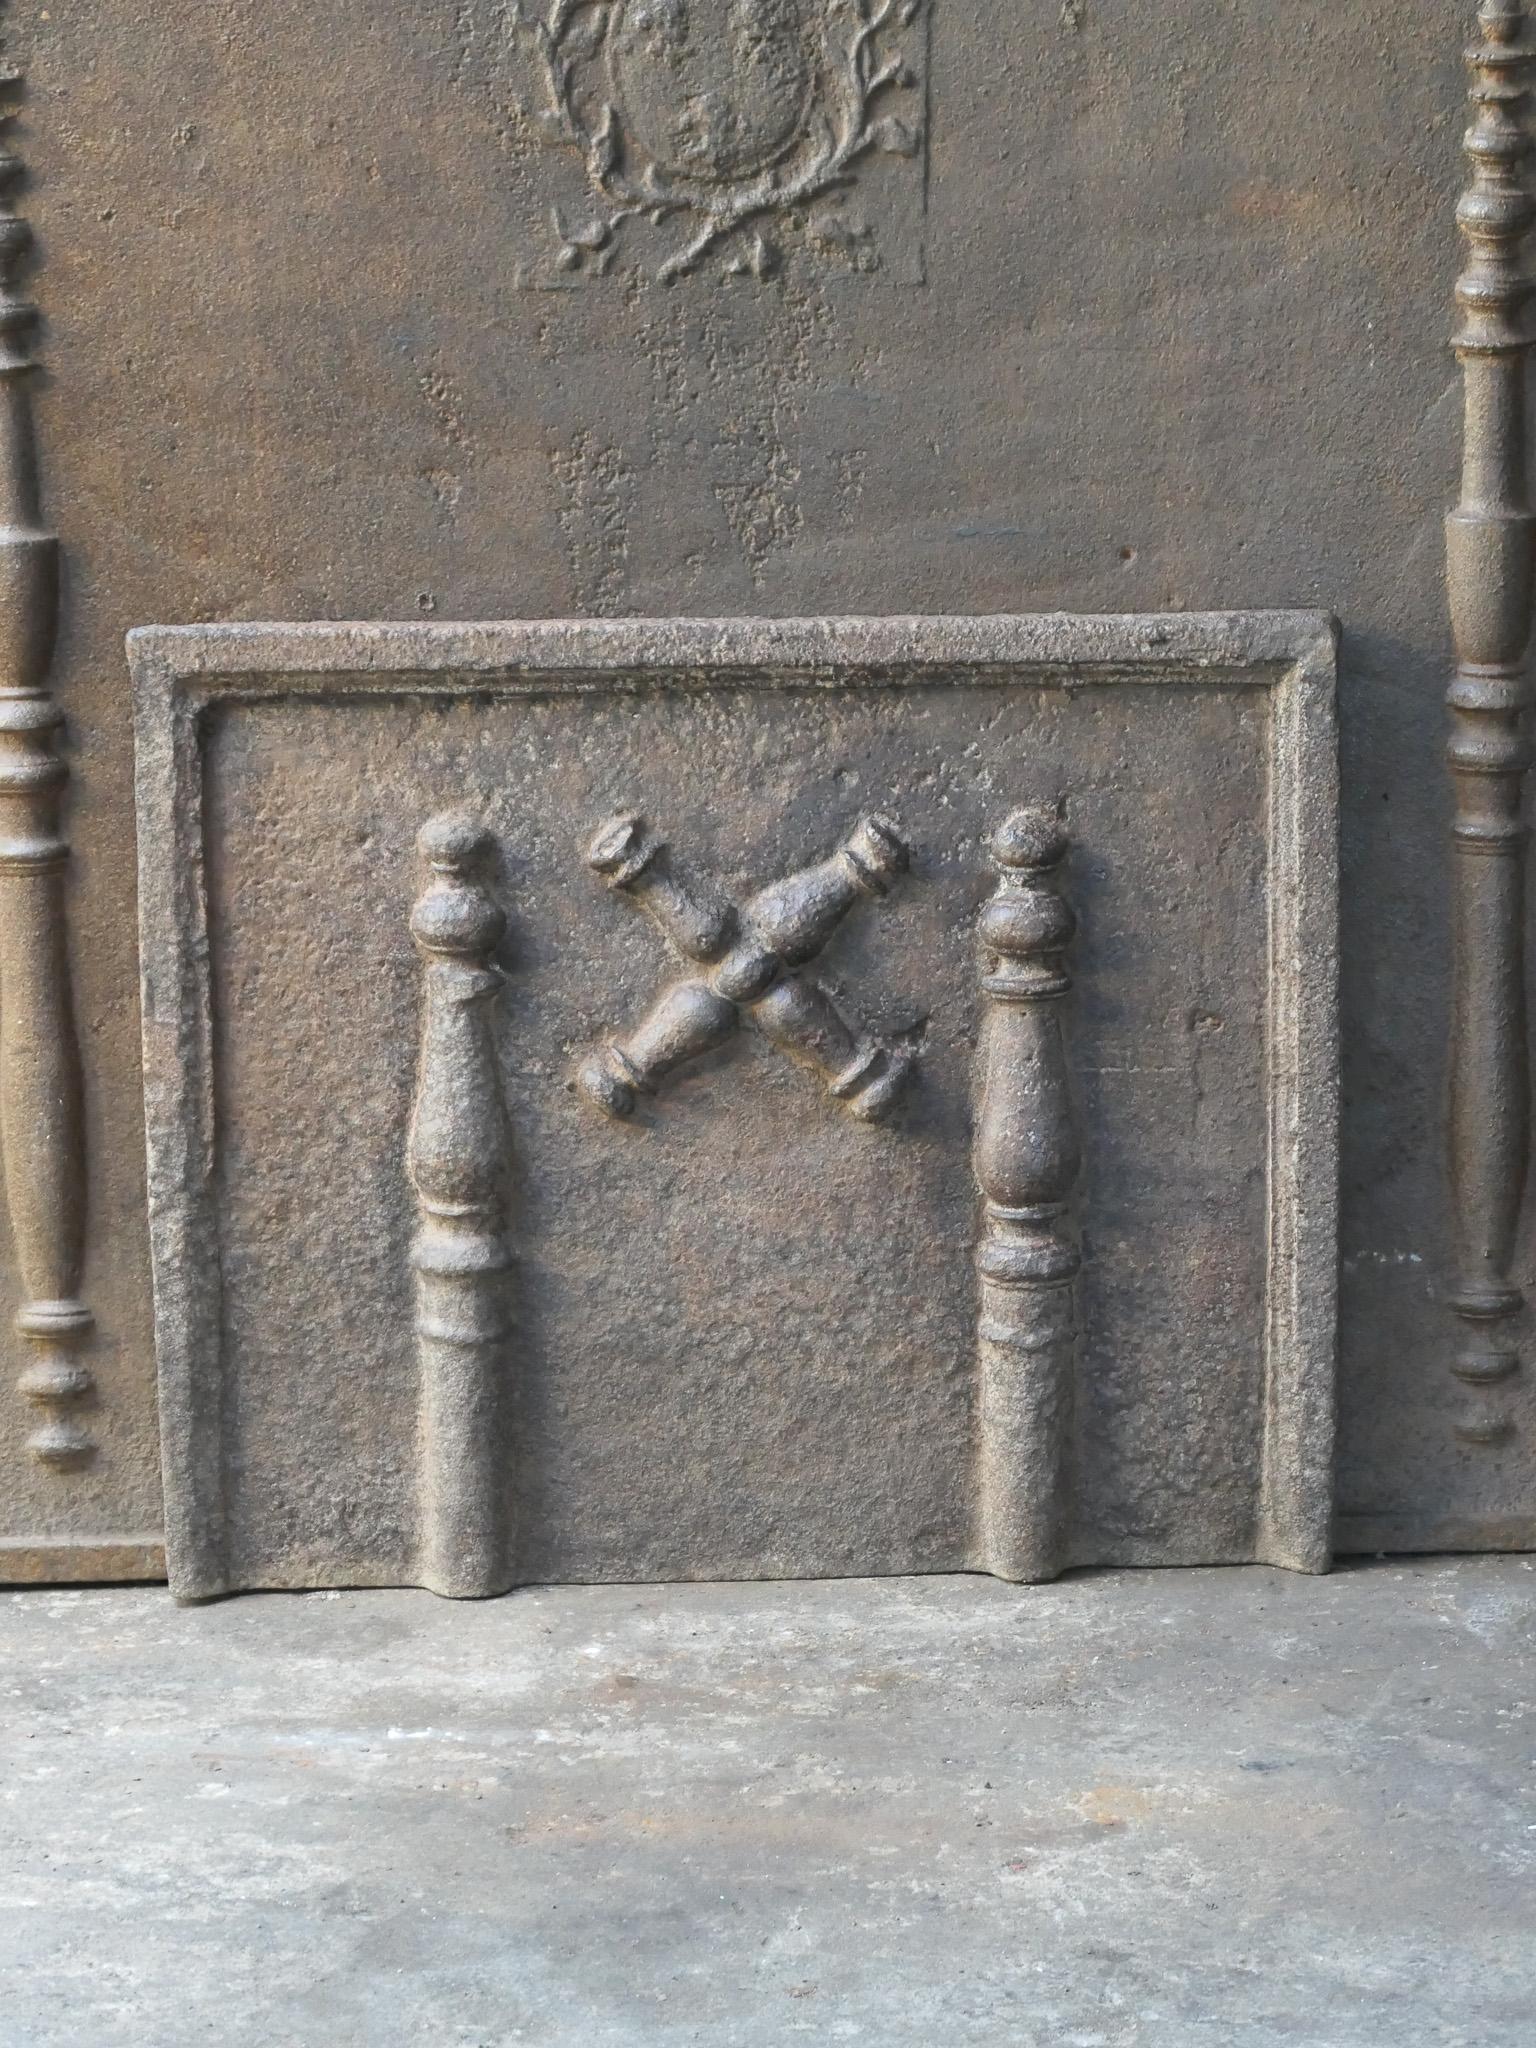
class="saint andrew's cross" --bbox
[576,811,916,1123]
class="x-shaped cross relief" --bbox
[576,811,917,1124]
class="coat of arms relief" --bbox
[453,0,930,283]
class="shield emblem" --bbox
[608,0,815,183]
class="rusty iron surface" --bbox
[0,0,1529,1572]
[1444,2,1536,1452]
[130,614,1335,1595]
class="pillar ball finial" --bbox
[992,804,1067,873]
[418,811,493,876]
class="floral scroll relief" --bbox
[486,0,928,283]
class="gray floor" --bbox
[1,1560,1532,2047]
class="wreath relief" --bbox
[509,0,928,281]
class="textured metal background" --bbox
[0,1,1525,1575]
[129,615,1336,1593]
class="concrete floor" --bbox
[1,1560,1533,2047]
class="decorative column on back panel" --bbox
[972,807,1081,1585]
[408,816,515,1598]
[0,48,93,1467]
[1446,0,1536,1447]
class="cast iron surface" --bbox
[0,1,1526,1572]
[130,613,1336,1597]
